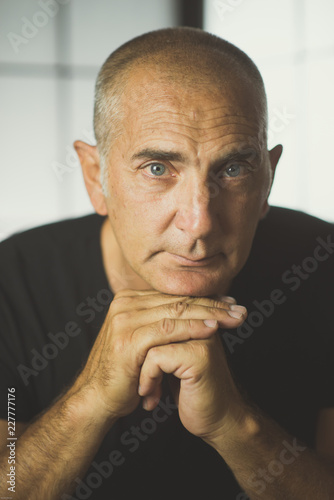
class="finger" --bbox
[133,317,219,363]
[138,353,165,399]
[125,300,247,336]
[216,295,237,305]
[141,384,163,411]
[139,341,199,397]
[112,290,237,314]
[142,394,161,412]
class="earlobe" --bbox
[74,140,108,216]
[260,144,283,219]
[260,200,270,219]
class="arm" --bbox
[208,404,334,499]
[139,327,334,499]
[0,384,116,499]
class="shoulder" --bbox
[0,213,104,256]
[258,206,333,242]
[252,206,333,267]
[0,213,106,303]
[236,206,333,301]
[0,213,104,268]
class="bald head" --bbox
[94,27,268,182]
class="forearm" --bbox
[209,406,334,499]
[0,385,114,500]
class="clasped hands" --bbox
[79,289,248,448]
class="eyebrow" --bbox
[131,147,261,167]
[131,148,186,163]
[211,149,261,168]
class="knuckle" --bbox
[186,318,197,331]
[169,301,188,318]
[110,310,132,329]
[207,306,221,318]
[211,300,225,310]
[146,345,160,361]
[159,317,176,335]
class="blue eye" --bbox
[225,164,241,177]
[149,163,166,176]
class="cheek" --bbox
[107,178,169,249]
[215,176,269,257]
[236,171,270,218]
[217,178,266,224]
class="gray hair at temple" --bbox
[93,27,268,196]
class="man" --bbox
[0,27,333,499]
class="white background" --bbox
[1,0,333,242]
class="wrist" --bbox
[64,380,118,433]
[204,402,260,457]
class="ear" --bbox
[260,144,283,219]
[74,140,108,216]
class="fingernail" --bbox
[227,305,247,319]
[227,310,243,319]
[203,319,218,328]
[220,295,237,304]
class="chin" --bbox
[148,270,229,297]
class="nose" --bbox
[173,179,215,239]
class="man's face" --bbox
[103,68,272,297]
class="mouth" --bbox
[166,252,221,267]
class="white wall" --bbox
[204,0,334,223]
[0,0,178,240]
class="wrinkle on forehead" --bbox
[117,67,266,156]
[138,112,260,133]
[136,107,257,124]
[129,105,262,148]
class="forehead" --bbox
[116,66,264,155]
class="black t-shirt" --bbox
[0,207,333,499]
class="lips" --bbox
[167,252,221,267]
